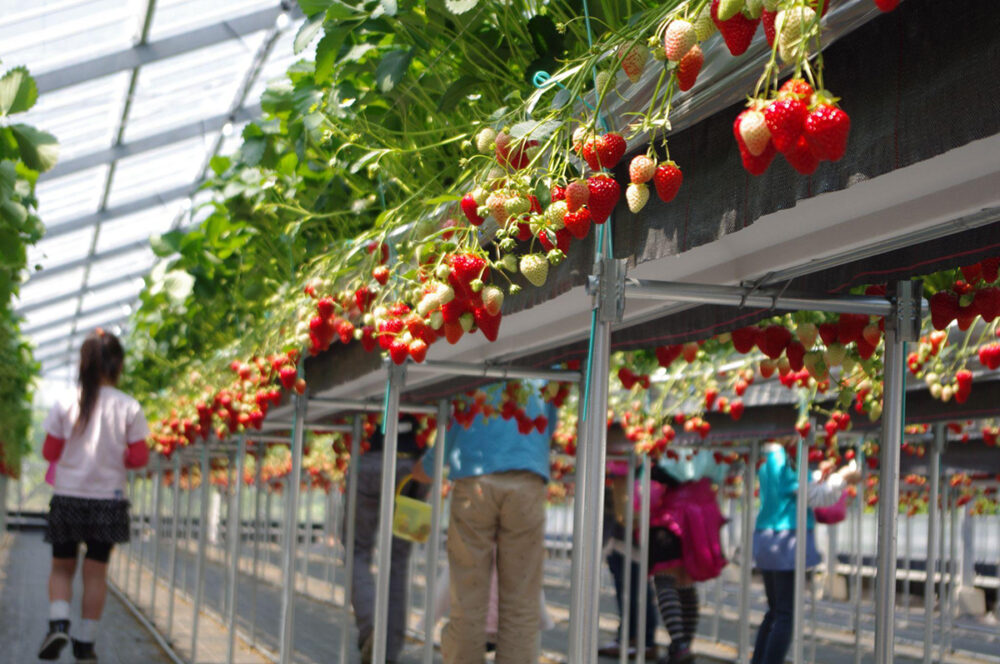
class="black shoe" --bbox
[72,639,98,664]
[38,620,71,660]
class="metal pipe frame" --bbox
[134,473,148,600]
[566,392,590,661]
[340,415,363,664]
[301,487,313,595]
[635,455,652,664]
[739,441,759,664]
[792,421,813,664]
[874,291,908,664]
[924,423,943,664]
[853,436,865,664]
[0,474,7,537]
[619,451,636,664]
[624,278,893,317]
[226,435,247,664]
[166,454,181,641]
[278,389,308,664]
[422,399,449,664]
[406,358,582,384]
[261,422,353,433]
[190,445,212,661]
[183,475,194,597]
[309,397,439,415]
[124,472,136,595]
[945,481,958,655]
[251,447,264,647]
[903,508,912,624]
[372,363,406,664]
[150,460,163,618]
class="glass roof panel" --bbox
[123,34,266,141]
[28,227,95,272]
[20,300,73,331]
[35,166,108,228]
[78,281,142,315]
[16,267,86,307]
[94,203,186,252]
[18,71,129,162]
[30,320,76,347]
[105,134,217,207]
[245,23,308,103]
[0,1,137,74]
[75,309,131,334]
[149,0,278,40]
[86,247,156,283]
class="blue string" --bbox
[381,365,392,435]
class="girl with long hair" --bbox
[37,329,149,663]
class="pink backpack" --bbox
[643,478,727,582]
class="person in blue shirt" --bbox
[414,380,555,664]
[751,442,859,664]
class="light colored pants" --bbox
[442,470,547,664]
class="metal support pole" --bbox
[0,474,7,537]
[322,490,332,594]
[636,455,652,664]
[924,423,943,664]
[739,442,759,664]
[567,393,590,661]
[372,363,406,664]
[124,472,136,595]
[226,435,247,664]
[853,438,865,664]
[903,509,912,624]
[422,399,448,664]
[135,472,148,601]
[279,390,308,664]
[938,483,949,663]
[302,488,313,595]
[150,460,163,618]
[190,445,211,662]
[166,454,181,641]
[620,451,636,664]
[873,283,915,664]
[945,482,958,655]
[340,415,363,664]
[250,450,263,646]
[792,422,813,664]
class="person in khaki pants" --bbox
[414,380,554,663]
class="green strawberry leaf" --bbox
[0,66,37,116]
[375,49,413,93]
[9,124,58,172]
[444,0,478,14]
[294,13,325,54]
[437,75,481,112]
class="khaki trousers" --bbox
[442,470,546,664]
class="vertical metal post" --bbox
[226,435,247,664]
[134,472,147,601]
[945,481,958,655]
[808,575,817,664]
[250,449,263,646]
[938,482,948,662]
[873,283,912,664]
[792,422,813,664]
[190,445,212,662]
[322,489,332,594]
[372,363,405,664]
[619,451,636,664]
[635,455,651,664]
[422,399,449,664]
[166,454,182,641]
[184,473,194,595]
[279,390,308,664]
[567,393,590,662]
[124,472,136,594]
[328,489,339,591]
[739,442,759,664]
[0,474,7,537]
[853,437,865,664]
[903,509,912,624]
[960,509,975,589]
[150,459,163,618]
[340,415,363,664]
[302,487,313,595]
[924,423,943,664]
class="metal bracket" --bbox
[895,280,922,342]
[587,257,627,323]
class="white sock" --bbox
[50,600,71,621]
[77,619,99,643]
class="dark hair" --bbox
[75,329,125,433]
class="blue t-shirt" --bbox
[754,444,815,532]
[441,382,555,482]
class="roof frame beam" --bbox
[22,296,137,336]
[34,5,297,94]
[41,183,193,240]
[16,267,149,315]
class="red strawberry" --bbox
[629,155,656,184]
[443,321,464,344]
[705,387,719,410]
[582,133,627,171]
[874,0,899,11]
[862,323,882,347]
[960,262,982,284]
[373,265,389,285]
[653,161,683,202]
[655,344,683,367]
[711,0,761,56]
[838,313,868,345]
[929,291,960,330]
[388,338,410,365]
[663,19,697,62]
[734,111,776,175]
[760,324,791,360]
[473,306,502,341]
[804,103,851,162]
[731,326,760,354]
[974,287,1000,322]
[956,305,977,331]
[779,78,815,101]
[354,286,374,311]
[980,257,1000,283]
[782,135,820,175]
[729,399,745,421]
[587,174,620,224]
[764,97,808,154]
[676,44,704,92]
[619,43,648,83]
[618,367,637,389]
[278,366,297,390]
[461,193,484,226]
[495,132,535,170]
[449,253,488,297]
[762,9,777,46]
[360,325,376,352]
[565,179,590,212]
[818,322,840,346]
[563,208,592,240]
[550,184,566,202]
[786,341,806,371]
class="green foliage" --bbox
[0,62,58,476]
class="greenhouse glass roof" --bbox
[3,0,306,380]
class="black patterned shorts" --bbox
[45,495,131,545]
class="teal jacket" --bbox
[754,444,814,532]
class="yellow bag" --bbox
[393,474,432,543]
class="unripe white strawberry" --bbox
[486,190,509,224]
[416,295,437,317]
[482,286,504,315]
[545,200,568,228]
[626,183,649,213]
[618,44,648,83]
[565,180,590,212]
[776,6,817,64]
[663,20,697,62]
[629,154,656,184]
[436,283,455,304]
[475,127,497,154]
[459,312,475,333]
[520,253,549,287]
[594,70,611,93]
[572,126,588,146]
[739,110,772,156]
[693,2,717,41]
[504,195,530,218]
[429,310,444,330]
[471,186,488,205]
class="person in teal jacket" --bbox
[751,442,859,664]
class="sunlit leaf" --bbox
[0,67,37,116]
[444,0,478,14]
[294,13,324,54]
[375,49,413,93]
[9,124,58,172]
